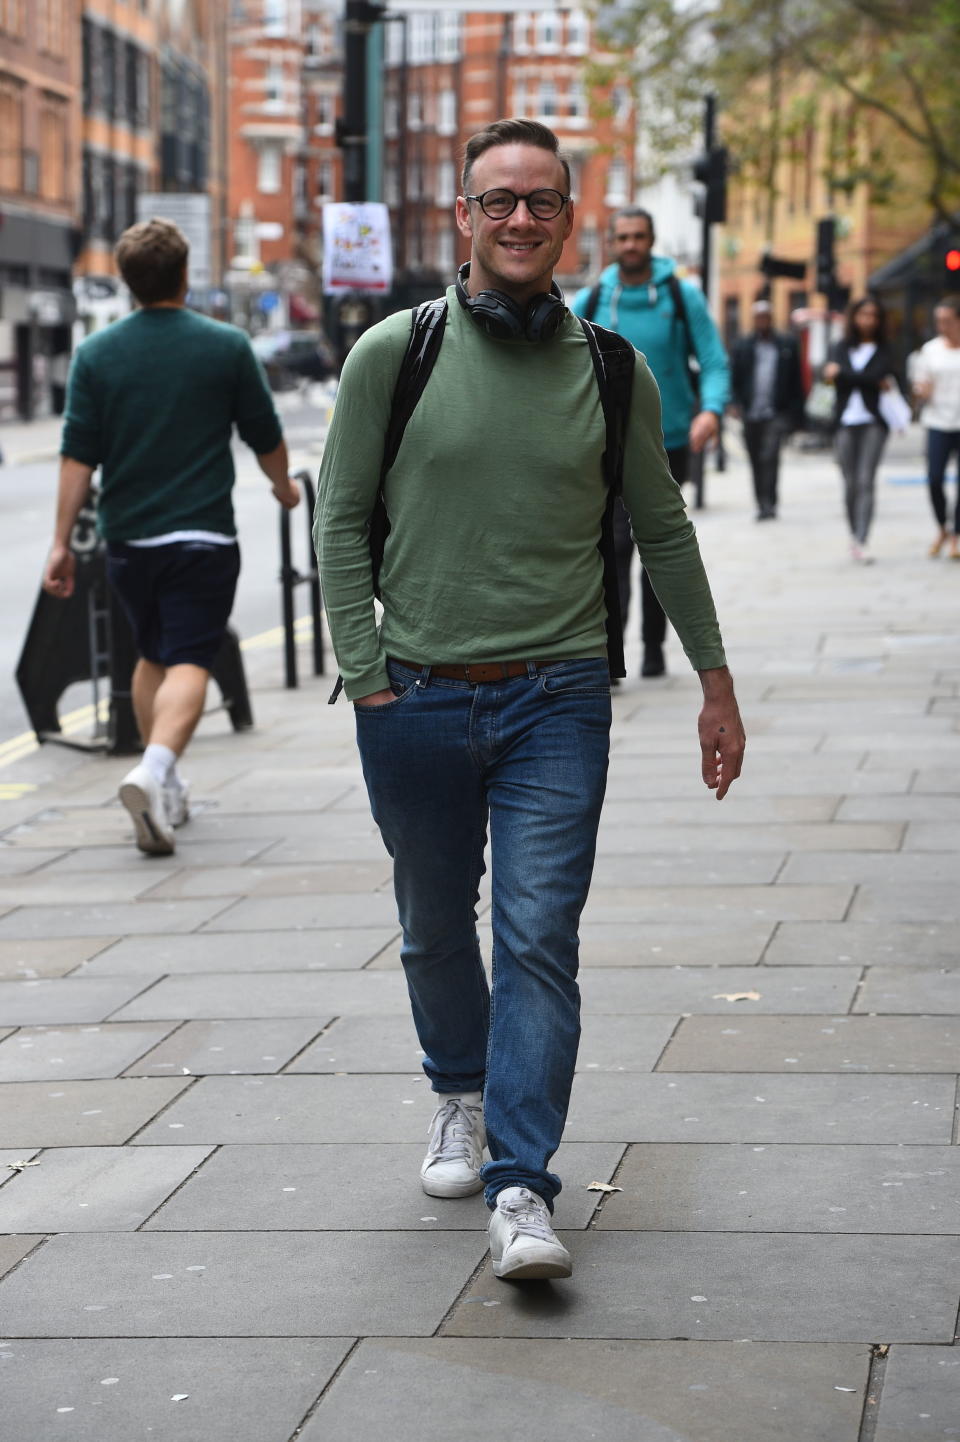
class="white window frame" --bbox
[604,155,629,207]
[437,88,456,136]
[535,11,560,53]
[512,11,530,53]
[537,79,557,119]
[436,158,455,205]
[257,142,282,193]
[566,8,589,54]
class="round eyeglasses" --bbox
[464,188,571,220]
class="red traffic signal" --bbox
[947,249,960,272]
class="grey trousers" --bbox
[835,422,886,543]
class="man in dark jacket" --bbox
[730,300,806,520]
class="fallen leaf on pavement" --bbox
[712,991,761,1002]
[586,1182,623,1194]
[6,1159,40,1172]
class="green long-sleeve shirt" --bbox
[315,290,727,701]
[61,307,282,540]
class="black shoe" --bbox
[641,645,665,678]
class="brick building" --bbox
[0,0,82,419]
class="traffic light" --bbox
[692,146,728,225]
[945,246,960,291]
[816,217,836,296]
[760,253,807,280]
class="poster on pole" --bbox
[137,194,211,287]
[322,202,393,295]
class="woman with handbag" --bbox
[823,296,903,564]
[911,295,960,558]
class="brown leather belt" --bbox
[392,657,565,684]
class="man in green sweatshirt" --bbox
[43,217,299,855]
[315,119,745,1282]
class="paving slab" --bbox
[578,965,860,1014]
[113,970,410,1021]
[145,1142,621,1232]
[597,796,840,825]
[0,976,158,1026]
[0,871,160,905]
[850,883,960,923]
[562,1072,955,1144]
[765,922,956,967]
[301,1337,869,1442]
[132,1074,446,1144]
[581,884,852,924]
[252,834,393,864]
[874,1345,960,1441]
[0,847,67,874]
[596,1144,960,1234]
[0,1338,354,1442]
[0,1231,488,1337]
[76,928,398,976]
[903,821,960,851]
[199,891,400,931]
[0,936,118,980]
[0,1078,191,1146]
[0,1022,175,1080]
[39,839,279,871]
[366,923,774,971]
[837,795,960,822]
[139,860,394,900]
[0,899,234,939]
[203,771,354,812]
[853,966,960,1015]
[658,1015,960,1073]
[596,822,903,854]
[3,806,137,848]
[781,851,960,886]
[127,1018,328,1075]
[0,1234,44,1278]
[577,852,784,885]
[442,1233,960,1342]
[0,1146,213,1231]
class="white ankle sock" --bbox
[142,743,176,786]
[444,1090,482,1107]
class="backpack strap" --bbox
[577,315,636,681]
[667,274,700,400]
[328,296,448,704]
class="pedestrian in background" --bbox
[42,218,298,855]
[571,208,729,678]
[730,299,806,521]
[316,120,745,1283]
[823,295,901,564]
[912,295,960,559]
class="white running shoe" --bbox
[489,1186,572,1280]
[118,762,176,855]
[164,779,191,828]
[420,1095,486,1198]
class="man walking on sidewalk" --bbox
[571,208,729,678]
[42,217,299,855]
[315,119,744,1281]
[730,299,806,520]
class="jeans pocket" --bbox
[539,660,611,696]
[353,681,416,713]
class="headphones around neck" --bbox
[455,262,566,343]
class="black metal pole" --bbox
[343,1,368,203]
[693,94,719,508]
[280,505,298,689]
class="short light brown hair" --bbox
[115,218,189,305]
[461,118,570,195]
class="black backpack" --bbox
[329,300,635,702]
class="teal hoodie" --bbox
[571,257,730,450]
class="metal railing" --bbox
[279,469,325,688]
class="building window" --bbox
[315,92,335,134]
[512,12,530,53]
[409,14,435,64]
[537,80,557,119]
[437,12,460,61]
[385,20,404,66]
[258,142,282,193]
[263,0,286,38]
[407,159,423,198]
[436,158,455,205]
[38,0,67,57]
[39,94,68,202]
[264,59,284,112]
[384,163,399,207]
[0,0,26,40]
[568,80,587,122]
[436,228,454,274]
[294,159,307,212]
[408,91,422,130]
[535,11,561,53]
[513,78,527,116]
[605,156,628,206]
[611,85,631,125]
[566,8,589,53]
[384,93,399,137]
[437,88,456,135]
[0,76,23,191]
[317,157,334,200]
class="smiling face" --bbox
[456,142,574,305]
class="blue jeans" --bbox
[354,657,611,1209]
[926,428,960,532]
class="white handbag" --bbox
[878,387,912,432]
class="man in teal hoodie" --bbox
[571,207,729,677]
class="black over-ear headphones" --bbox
[454,263,566,343]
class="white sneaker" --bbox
[118,763,176,855]
[164,779,191,828]
[488,1186,572,1280]
[420,1095,485,1198]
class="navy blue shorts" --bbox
[105,539,240,670]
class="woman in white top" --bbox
[823,296,902,564]
[912,296,960,558]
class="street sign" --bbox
[137,193,212,288]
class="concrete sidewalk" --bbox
[0,433,958,1441]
